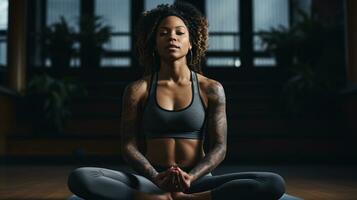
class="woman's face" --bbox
[155,16,192,63]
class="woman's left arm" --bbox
[188,80,227,182]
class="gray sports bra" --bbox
[141,70,207,139]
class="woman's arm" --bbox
[120,80,159,181]
[188,80,227,182]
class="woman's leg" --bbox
[178,171,285,200]
[67,167,172,200]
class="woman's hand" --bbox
[153,166,193,192]
[153,168,181,192]
[173,166,193,191]
[153,170,172,191]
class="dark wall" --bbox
[2,0,356,164]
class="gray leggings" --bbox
[68,167,285,200]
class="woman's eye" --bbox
[159,31,184,36]
[160,32,167,36]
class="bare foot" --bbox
[134,192,173,200]
[171,192,193,200]
[171,191,211,200]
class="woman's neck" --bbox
[159,59,190,82]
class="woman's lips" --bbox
[168,47,179,51]
[166,44,180,50]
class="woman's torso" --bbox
[139,70,208,168]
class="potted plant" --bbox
[258,24,298,69]
[44,17,76,70]
[27,73,87,134]
[77,15,112,68]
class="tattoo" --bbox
[189,80,227,182]
[120,80,158,180]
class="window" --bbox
[95,0,131,67]
[0,0,8,68]
[28,0,314,71]
[205,0,240,67]
[253,0,289,67]
[46,0,80,67]
[47,0,80,30]
[204,0,308,68]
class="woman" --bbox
[68,2,286,200]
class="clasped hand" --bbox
[153,166,192,192]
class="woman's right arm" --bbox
[120,80,159,181]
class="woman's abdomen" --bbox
[145,138,204,168]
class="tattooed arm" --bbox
[188,80,227,182]
[120,80,158,181]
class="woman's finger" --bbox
[176,171,184,191]
[171,171,176,186]
[177,167,190,190]
[176,166,187,174]
[179,170,189,190]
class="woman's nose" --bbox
[168,32,177,41]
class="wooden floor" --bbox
[1,164,357,200]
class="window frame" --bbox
[0,0,9,69]
[0,30,7,67]
[26,0,296,82]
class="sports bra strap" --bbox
[148,72,157,98]
[192,70,199,96]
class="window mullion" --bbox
[80,0,94,18]
[131,0,143,70]
[240,0,253,69]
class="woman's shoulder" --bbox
[196,73,225,96]
[123,75,151,102]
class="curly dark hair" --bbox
[135,1,208,76]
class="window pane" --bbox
[95,0,130,67]
[206,0,240,67]
[206,57,241,68]
[254,57,276,67]
[145,0,174,11]
[209,35,240,51]
[253,0,289,67]
[47,0,80,31]
[254,35,267,53]
[0,0,8,67]
[206,0,239,32]
[0,0,8,30]
[46,0,80,68]
[101,58,131,67]
[0,42,7,66]
[253,0,289,32]
[46,58,81,68]
[253,0,289,52]
[95,0,130,33]
[103,35,130,51]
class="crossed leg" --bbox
[186,171,286,200]
[68,167,171,200]
[68,167,285,200]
